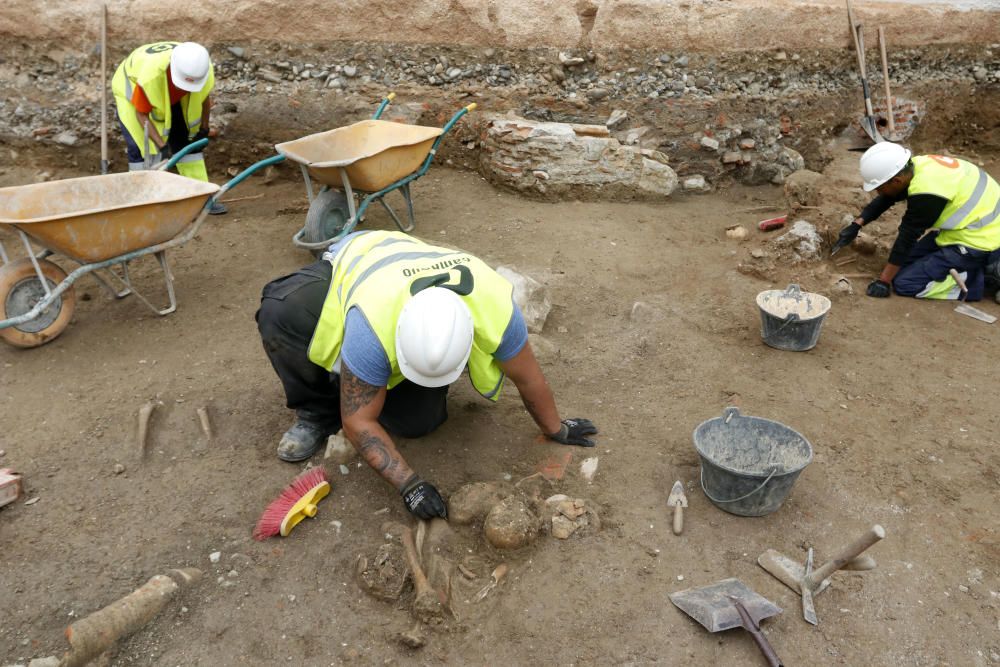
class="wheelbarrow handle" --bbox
[159,138,210,172]
[372,92,397,120]
[212,154,286,203]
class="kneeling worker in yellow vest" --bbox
[256,231,598,520]
[111,41,226,214]
[834,142,1000,301]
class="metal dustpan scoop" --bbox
[671,578,784,667]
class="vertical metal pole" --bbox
[100,3,109,174]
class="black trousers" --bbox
[255,261,448,438]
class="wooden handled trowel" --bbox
[949,269,997,324]
[758,524,885,625]
[667,480,688,535]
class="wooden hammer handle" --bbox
[949,269,969,295]
[807,524,885,587]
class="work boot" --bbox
[208,200,228,215]
[276,419,330,462]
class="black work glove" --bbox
[547,418,598,447]
[400,476,447,520]
[866,279,891,298]
[189,127,210,145]
[157,144,173,161]
[832,222,862,254]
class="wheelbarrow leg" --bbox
[100,254,177,316]
[0,240,7,265]
[90,267,133,300]
[377,184,416,233]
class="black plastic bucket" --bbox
[756,284,831,351]
[693,407,813,517]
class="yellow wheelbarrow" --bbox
[275,94,477,255]
[0,144,284,348]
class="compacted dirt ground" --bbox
[1,143,999,665]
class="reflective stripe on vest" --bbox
[908,155,1000,252]
[308,231,515,401]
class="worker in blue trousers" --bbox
[833,142,1000,302]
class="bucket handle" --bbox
[700,466,777,505]
[784,283,802,298]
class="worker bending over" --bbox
[836,142,1000,301]
[256,230,597,520]
[111,41,226,214]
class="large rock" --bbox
[495,266,551,333]
[774,219,822,261]
[479,116,677,200]
[784,169,825,207]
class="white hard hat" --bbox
[859,142,912,192]
[169,42,210,92]
[396,287,474,387]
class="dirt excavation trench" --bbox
[1,1,1000,666]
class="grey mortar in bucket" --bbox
[693,407,813,517]
[756,283,831,352]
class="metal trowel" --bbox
[670,578,784,667]
[667,480,688,535]
[949,269,997,324]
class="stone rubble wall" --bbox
[1,0,999,51]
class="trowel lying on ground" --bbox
[670,578,784,667]
[758,524,885,625]
[667,480,687,535]
[949,269,997,324]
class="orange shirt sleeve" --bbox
[130,84,153,114]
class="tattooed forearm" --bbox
[340,365,381,417]
[356,429,412,488]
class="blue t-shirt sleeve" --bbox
[493,300,528,362]
[341,307,391,386]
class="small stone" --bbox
[209,551,221,563]
[694,75,710,88]
[559,52,584,65]
[739,138,756,150]
[324,431,355,464]
[682,175,707,191]
[343,65,358,78]
[674,55,689,67]
[339,464,350,475]
[774,51,788,61]
[446,67,462,80]
[227,47,245,59]
[606,109,628,129]
[726,225,749,240]
[580,457,599,482]
[24,497,39,505]
[113,463,126,475]
[551,515,578,539]
[629,301,659,324]
[959,584,970,593]
[227,570,239,578]
[28,658,61,667]
[722,151,742,164]
[53,131,78,146]
[699,136,720,151]
[587,88,609,102]
[677,575,685,581]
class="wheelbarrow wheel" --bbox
[304,188,351,258]
[0,258,76,348]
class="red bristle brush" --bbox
[253,466,331,540]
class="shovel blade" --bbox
[955,303,997,324]
[859,115,884,144]
[669,578,782,633]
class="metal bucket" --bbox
[756,284,831,352]
[693,407,813,517]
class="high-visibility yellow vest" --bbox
[308,231,515,401]
[909,155,1000,251]
[111,41,214,145]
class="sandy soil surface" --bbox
[1,142,999,666]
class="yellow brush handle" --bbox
[465,102,478,112]
[387,92,397,101]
